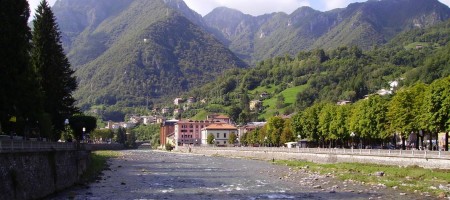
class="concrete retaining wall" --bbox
[0,150,90,200]
[185,148,450,169]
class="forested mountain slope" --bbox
[53,0,247,110]
[180,19,450,122]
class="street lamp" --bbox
[350,132,356,149]
[264,136,268,147]
[297,134,301,148]
[82,127,86,143]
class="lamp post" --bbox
[350,132,355,149]
[297,134,301,148]
[264,136,267,147]
[82,127,86,143]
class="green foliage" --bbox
[276,159,450,197]
[228,132,237,145]
[0,0,44,137]
[207,133,215,144]
[131,124,160,147]
[266,116,285,146]
[69,115,97,141]
[165,143,174,151]
[32,0,78,139]
[54,0,247,111]
[91,129,114,142]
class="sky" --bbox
[29,0,450,18]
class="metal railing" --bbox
[183,146,450,160]
[0,140,77,152]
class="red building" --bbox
[160,120,178,148]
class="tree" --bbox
[69,115,97,142]
[350,96,388,147]
[31,0,78,140]
[318,103,336,147]
[266,116,285,146]
[228,106,242,124]
[115,127,127,144]
[207,133,215,145]
[0,0,42,136]
[426,76,450,150]
[330,104,351,147]
[280,119,294,144]
[228,132,237,145]
[387,88,415,149]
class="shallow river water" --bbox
[47,150,436,200]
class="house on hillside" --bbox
[260,92,269,99]
[173,98,184,105]
[207,114,231,124]
[187,97,196,104]
[337,100,352,106]
[250,100,262,111]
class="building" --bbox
[201,124,238,146]
[174,98,184,105]
[260,92,269,99]
[187,97,196,104]
[160,120,178,148]
[238,122,266,138]
[250,100,262,111]
[174,120,218,147]
[337,100,352,106]
[162,107,171,114]
[173,108,183,116]
[206,114,231,124]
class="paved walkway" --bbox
[48,150,436,200]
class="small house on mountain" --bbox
[174,98,184,105]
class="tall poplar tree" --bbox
[32,0,78,140]
[0,0,41,135]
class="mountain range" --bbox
[52,0,450,112]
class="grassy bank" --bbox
[275,160,450,197]
[80,151,123,183]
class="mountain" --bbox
[52,0,247,110]
[181,19,450,121]
[204,0,450,63]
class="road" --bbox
[48,150,436,200]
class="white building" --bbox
[201,124,238,146]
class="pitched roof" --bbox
[204,123,237,130]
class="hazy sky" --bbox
[29,0,450,18]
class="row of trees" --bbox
[0,0,77,140]
[241,76,450,150]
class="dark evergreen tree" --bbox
[31,0,78,140]
[0,0,42,136]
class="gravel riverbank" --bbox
[48,150,437,200]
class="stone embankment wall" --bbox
[184,148,450,169]
[0,150,90,200]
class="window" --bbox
[217,133,219,138]
[224,141,226,144]
[224,133,226,138]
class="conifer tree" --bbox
[32,0,78,140]
[0,0,42,135]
